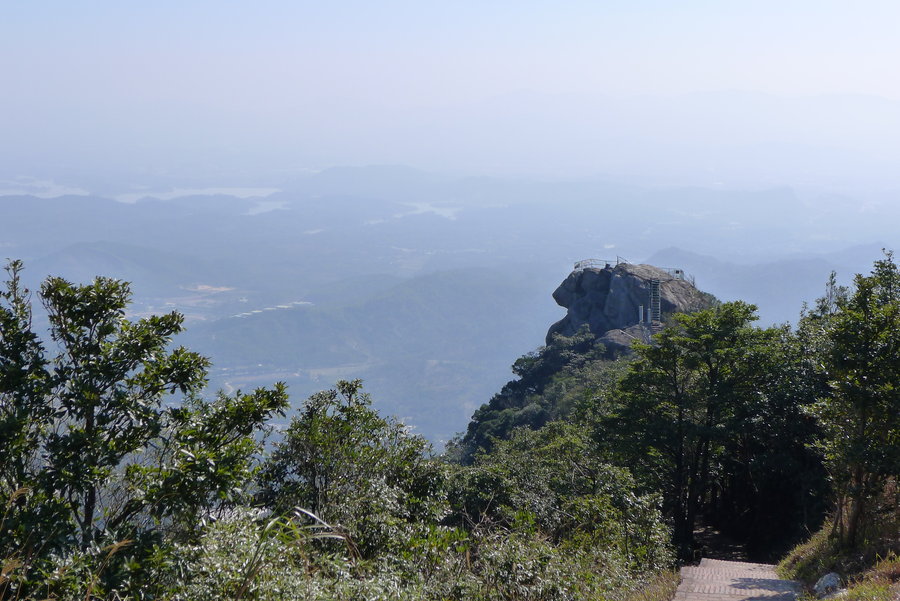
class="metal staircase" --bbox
[649,279,661,323]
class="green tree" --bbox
[449,421,672,573]
[809,253,900,546]
[258,380,444,557]
[37,273,211,551]
[0,261,288,597]
[608,301,784,558]
[711,323,828,557]
[457,325,607,462]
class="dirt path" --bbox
[675,558,802,601]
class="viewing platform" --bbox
[573,257,628,271]
[573,257,695,287]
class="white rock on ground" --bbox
[814,572,842,598]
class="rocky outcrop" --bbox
[547,262,712,354]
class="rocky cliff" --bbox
[547,262,713,354]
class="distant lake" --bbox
[115,187,281,204]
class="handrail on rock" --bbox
[573,256,628,271]
[572,258,696,287]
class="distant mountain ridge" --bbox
[3,166,897,443]
[644,244,890,325]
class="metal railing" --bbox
[660,268,696,287]
[573,258,695,288]
[573,256,629,271]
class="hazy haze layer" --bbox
[5,2,900,190]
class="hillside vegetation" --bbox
[1,254,899,599]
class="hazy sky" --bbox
[5,2,900,187]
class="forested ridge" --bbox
[1,256,898,600]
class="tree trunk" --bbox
[844,494,864,547]
[843,466,866,547]
[81,403,97,550]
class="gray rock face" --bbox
[596,323,649,354]
[547,262,711,353]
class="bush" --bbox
[449,423,673,575]
[258,380,447,559]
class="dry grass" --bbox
[621,569,680,601]
[840,555,900,601]
[779,501,899,601]
[779,493,899,587]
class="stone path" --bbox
[675,558,803,601]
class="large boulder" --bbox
[547,262,712,352]
[814,573,843,598]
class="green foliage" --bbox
[845,555,900,601]
[1,260,675,599]
[780,518,899,596]
[24,253,886,597]
[449,422,672,574]
[250,381,673,600]
[259,379,445,557]
[610,302,772,550]
[456,326,617,462]
[599,301,826,558]
[778,522,846,584]
[168,507,354,601]
[804,253,900,547]
[171,504,669,601]
[125,385,290,535]
[0,261,288,599]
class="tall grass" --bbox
[779,482,899,601]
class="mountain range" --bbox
[2,166,894,441]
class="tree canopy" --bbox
[804,253,900,546]
[2,255,898,599]
[0,261,288,597]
